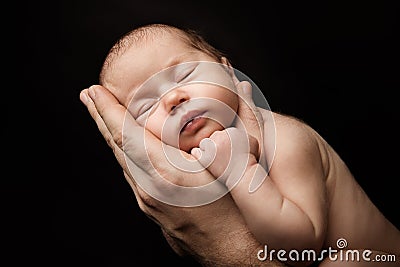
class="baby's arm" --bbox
[192,115,328,256]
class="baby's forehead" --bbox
[133,28,188,48]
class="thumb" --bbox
[235,81,262,133]
[237,80,253,103]
[235,81,267,168]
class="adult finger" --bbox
[235,81,263,135]
[85,85,138,149]
[248,134,260,161]
[82,85,163,175]
[235,81,266,168]
[80,86,128,172]
[81,85,220,205]
[80,86,161,195]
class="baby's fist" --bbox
[191,127,258,187]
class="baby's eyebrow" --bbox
[163,51,200,70]
[127,55,188,102]
[125,77,162,106]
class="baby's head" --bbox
[99,23,239,152]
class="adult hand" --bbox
[79,83,285,267]
[232,79,271,192]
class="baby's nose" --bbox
[164,89,189,112]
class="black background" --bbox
[10,1,399,266]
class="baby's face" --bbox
[104,32,238,152]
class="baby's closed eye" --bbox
[136,98,159,118]
[176,68,195,83]
[175,63,198,83]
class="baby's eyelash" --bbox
[141,104,152,113]
[137,99,159,117]
[177,65,197,83]
[178,70,193,82]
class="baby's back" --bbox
[259,109,400,265]
[323,144,400,255]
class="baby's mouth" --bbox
[180,111,206,133]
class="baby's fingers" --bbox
[191,138,216,169]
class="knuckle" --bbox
[226,127,238,134]
[104,134,115,148]
[201,137,212,145]
[111,128,123,148]
[137,186,158,209]
[136,198,150,214]
[164,173,185,186]
[224,128,238,142]
[210,130,223,139]
[211,130,229,143]
[173,177,186,187]
[154,168,187,188]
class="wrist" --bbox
[224,155,258,190]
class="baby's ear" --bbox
[221,57,239,85]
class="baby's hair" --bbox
[99,23,227,85]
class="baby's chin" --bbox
[179,134,209,153]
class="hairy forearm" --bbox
[159,204,289,267]
[197,229,288,267]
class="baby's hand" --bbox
[191,127,259,187]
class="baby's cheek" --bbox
[143,117,163,140]
[135,116,146,127]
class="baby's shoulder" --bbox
[258,108,329,163]
[258,108,318,139]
